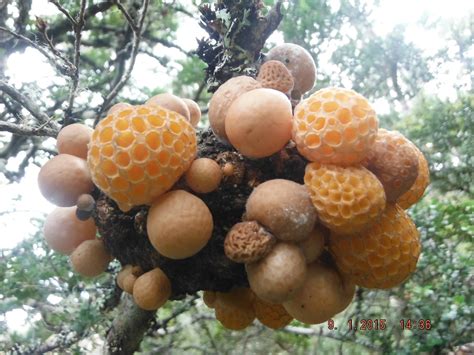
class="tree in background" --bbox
[0,0,472,353]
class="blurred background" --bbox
[0,0,472,353]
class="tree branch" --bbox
[95,0,150,125]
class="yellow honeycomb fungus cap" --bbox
[304,162,386,234]
[329,204,421,289]
[397,144,430,209]
[88,104,197,211]
[293,87,378,165]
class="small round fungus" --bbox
[283,263,355,324]
[245,179,317,241]
[43,206,97,255]
[397,144,430,209]
[246,243,307,303]
[117,265,143,294]
[364,129,419,201]
[70,239,112,277]
[203,290,217,308]
[257,60,294,94]
[214,288,256,330]
[265,43,316,98]
[225,88,293,158]
[146,93,190,121]
[185,158,222,193]
[56,123,93,159]
[253,297,293,329]
[208,76,261,142]
[329,204,421,289]
[224,221,276,263]
[304,162,386,234]
[147,190,213,259]
[133,268,171,310]
[293,87,378,165]
[182,98,201,127]
[298,226,326,263]
[38,154,94,207]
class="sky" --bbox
[0,0,473,331]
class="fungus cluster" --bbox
[37,42,429,330]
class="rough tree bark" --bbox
[101,1,290,353]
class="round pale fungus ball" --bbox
[87,104,197,212]
[265,43,316,98]
[182,98,201,127]
[38,154,94,207]
[364,129,419,202]
[246,179,317,241]
[226,88,293,158]
[214,288,255,330]
[146,190,213,259]
[397,144,430,209]
[203,290,217,308]
[298,226,326,263]
[304,162,386,234]
[185,158,222,193]
[56,123,93,159]
[146,93,190,121]
[246,243,307,303]
[293,87,378,165]
[283,263,355,324]
[43,206,97,255]
[253,297,293,329]
[117,265,143,294]
[329,204,421,289]
[208,76,261,142]
[70,239,112,277]
[133,268,171,310]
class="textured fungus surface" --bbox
[94,128,307,299]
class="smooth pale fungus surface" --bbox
[133,268,171,310]
[70,239,112,277]
[397,144,430,209]
[182,98,201,127]
[56,123,93,159]
[299,226,326,263]
[304,162,386,234]
[43,206,97,255]
[245,179,317,242]
[185,158,222,194]
[330,204,421,289]
[146,190,213,259]
[214,288,256,330]
[283,263,355,324]
[293,87,378,165]
[38,154,94,207]
[225,88,293,158]
[224,221,276,263]
[246,243,307,303]
[265,43,316,98]
[208,76,261,142]
[146,93,190,122]
[87,104,196,211]
[117,265,143,294]
[257,60,294,94]
[364,129,419,202]
[253,297,293,329]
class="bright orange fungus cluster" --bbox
[37,42,430,331]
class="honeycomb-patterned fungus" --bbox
[329,204,421,289]
[397,144,430,209]
[293,87,378,165]
[304,162,386,235]
[88,104,197,211]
